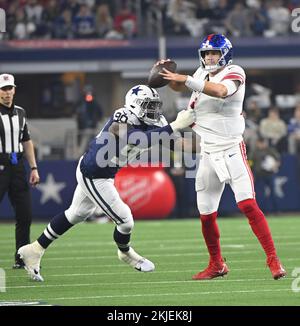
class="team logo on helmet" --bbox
[198,34,233,72]
[125,85,162,124]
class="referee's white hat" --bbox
[0,74,16,88]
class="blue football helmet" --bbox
[198,34,233,72]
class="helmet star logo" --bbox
[131,86,142,95]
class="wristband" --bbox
[31,167,38,170]
[185,75,205,93]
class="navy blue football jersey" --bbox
[80,107,172,179]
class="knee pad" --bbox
[197,193,219,215]
[65,207,86,225]
[117,217,134,234]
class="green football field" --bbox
[0,216,300,306]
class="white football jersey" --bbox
[190,64,246,153]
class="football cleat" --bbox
[118,248,155,272]
[267,255,286,280]
[12,255,25,269]
[17,241,45,282]
[192,259,229,280]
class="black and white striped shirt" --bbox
[0,103,30,154]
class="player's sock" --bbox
[114,227,130,252]
[238,199,277,258]
[200,212,222,261]
[37,212,74,249]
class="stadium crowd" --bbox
[0,0,299,40]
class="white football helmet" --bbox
[125,85,162,124]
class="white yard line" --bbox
[5,277,292,289]
[1,257,299,269]
[0,250,265,262]
[0,234,299,246]
[5,266,295,279]
[2,288,293,302]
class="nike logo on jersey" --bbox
[228,153,237,158]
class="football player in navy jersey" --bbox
[18,85,196,281]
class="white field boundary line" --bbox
[1,244,300,260]
[0,245,246,257]
[5,277,293,289]
[5,267,296,279]
[2,288,294,301]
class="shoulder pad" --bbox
[112,107,141,126]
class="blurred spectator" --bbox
[196,0,214,20]
[77,85,103,129]
[95,3,113,38]
[294,82,300,104]
[287,104,300,154]
[2,0,298,40]
[78,0,96,7]
[243,111,259,153]
[25,0,44,25]
[250,136,281,213]
[13,8,36,40]
[61,0,81,17]
[265,0,290,36]
[166,0,196,35]
[73,4,96,38]
[113,4,137,39]
[249,2,269,36]
[246,83,272,110]
[76,86,104,153]
[209,0,230,34]
[245,99,262,124]
[224,2,252,37]
[259,107,287,152]
[39,0,61,38]
[53,9,74,39]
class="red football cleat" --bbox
[267,256,286,280]
[192,259,229,280]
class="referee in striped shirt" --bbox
[0,73,40,268]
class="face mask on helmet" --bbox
[125,85,162,124]
[198,34,233,72]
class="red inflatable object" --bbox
[115,166,176,219]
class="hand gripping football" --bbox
[148,60,177,88]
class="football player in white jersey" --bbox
[159,34,286,280]
[17,85,196,281]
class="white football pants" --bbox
[196,142,255,215]
[65,160,134,234]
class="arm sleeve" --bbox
[21,123,31,142]
[219,79,239,96]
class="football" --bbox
[148,60,177,88]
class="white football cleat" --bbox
[118,248,155,272]
[17,241,45,282]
